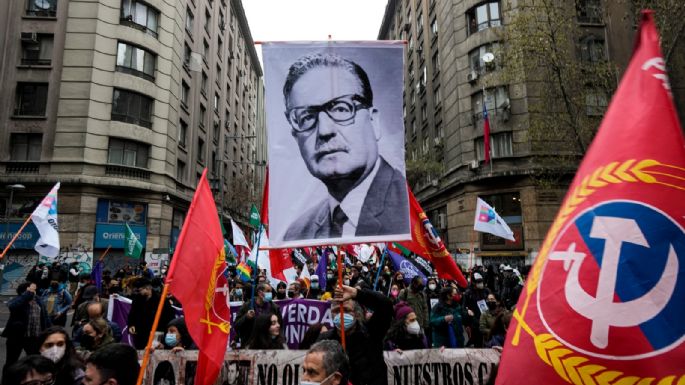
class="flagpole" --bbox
[336,245,346,349]
[0,215,33,260]
[250,223,263,310]
[98,245,112,262]
[135,283,171,385]
[372,248,388,291]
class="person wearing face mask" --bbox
[288,281,304,299]
[397,276,429,340]
[78,318,114,357]
[384,302,427,351]
[388,284,400,303]
[246,314,287,349]
[462,272,490,347]
[126,278,176,350]
[163,317,197,352]
[234,283,282,348]
[37,326,84,385]
[318,284,393,385]
[479,293,508,338]
[276,282,288,300]
[73,302,123,346]
[4,355,56,385]
[231,283,245,302]
[301,340,349,385]
[430,287,465,348]
[41,280,73,327]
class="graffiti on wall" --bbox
[1,248,93,295]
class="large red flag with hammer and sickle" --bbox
[497,11,685,384]
[168,169,230,385]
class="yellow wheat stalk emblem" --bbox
[510,159,685,384]
[200,248,230,335]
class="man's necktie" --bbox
[330,205,348,237]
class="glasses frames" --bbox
[286,94,371,133]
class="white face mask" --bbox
[406,321,421,335]
[301,372,335,385]
[41,345,66,363]
[428,283,437,291]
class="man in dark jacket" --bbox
[2,282,51,375]
[318,285,393,385]
[127,278,175,349]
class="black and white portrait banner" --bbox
[263,41,410,248]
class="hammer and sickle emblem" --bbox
[549,216,679,348]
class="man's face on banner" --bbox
[287,66,381,185]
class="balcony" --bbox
[105,164,151,180]
[6,162,41,174]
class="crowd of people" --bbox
[3,254,525,385]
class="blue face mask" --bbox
[164,333,178,347]
[263,292,273,302]
[333,313,356,330]
[234,288,243,297]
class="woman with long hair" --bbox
[37,326,84,385]
[246,313,287,349]
[163,317,197,352]
[430,286,465,348]
[77,318,114,357]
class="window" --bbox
[213,93,220,112]
[422,136,429,154]
[431,18,438,37]
[411,119,416,135]
[579,35,605,62]
[223,134,229,154]
[199,104,206,128]
[576,0,602,24]
[211,151,217,175]
[472,87,509,120]
[14,83,48,117]
[203,40,209,61]
[432,52,440,73]
[21,34,53,65]
[201,71,208,95]
[181,81,189,107]
[216,63,222,84]
[217,38,223,60]
[184,44,192,66]
[476,132,513,160]
[585,91,608,116]
[469,42,501,73]
[219,12,225,31]
[112,88,153,128]
[177,159,186,180]
[436,123,443,139]
[417,10,424,35]
[179,119,187,147]
[116,42,155,81]
[10,133,42,161]
[434,86,442,107]
[121,0,159,38]
[421,104,427,121]
[197,137,205,163]
[185,7,194,34]
[108,138,149,168]
[204,9,211,33]
[466,1,501,35]
[27,0,57,17]
[420,66,427,87]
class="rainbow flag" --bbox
[236,262,252,282]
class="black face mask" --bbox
[287,291,296,298]
[487,301,498,310]
[81,334,96,350]
[276,291,286,300]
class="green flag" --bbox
[124,223,143,259]
[249,203,260,228]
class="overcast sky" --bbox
[243,0,389,61]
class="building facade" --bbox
[378,0,642,268]
[0,0,264,268]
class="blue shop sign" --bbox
[94,223,147,249]
[0,222,41,249]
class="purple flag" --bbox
[315,248,328,287]
[387,249,427,285]
[91,260,103,291]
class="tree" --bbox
[498,0,620,186]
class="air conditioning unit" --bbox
[469,160,479,170]
[437,213,447,229]
[434,137,442,146]
[21,32,38,43]
[467,71,478,83]
[431,179,439,187]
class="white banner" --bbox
[31,182,61,258]
[473,198,515,241]
[142,348,500,385]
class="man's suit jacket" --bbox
[284,157,409,241]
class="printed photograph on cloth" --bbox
[263,42,410,247]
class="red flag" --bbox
[167,170,230,385]
[483,102,491,164]
[497,12,685,384]
[398,188,468,287]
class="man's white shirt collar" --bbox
[328,158,381,236]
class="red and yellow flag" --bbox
[397,188,468,287]
[167,169,230,385]
[497,12,685,384]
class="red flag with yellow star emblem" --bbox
[167,169,230,385]
[397,188,468,287]
[496,11,685,384]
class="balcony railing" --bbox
[105,164,151,180]
[6,162,41,174]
